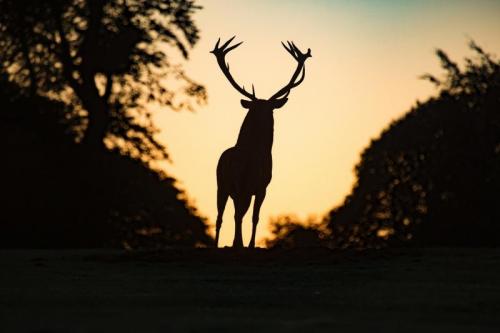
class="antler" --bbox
[211,36,256,100]
[270,41,312,100]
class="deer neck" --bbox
[235,111,274,154]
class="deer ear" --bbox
[240,99,252,109]
[272,98,288,109]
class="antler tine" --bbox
[293,42,304,58]
[287,41,298,60]
[281,41,295,58]
[223,41,243,54]
[252,84,256,97]
[220,35,236,50]
[270,41,311,100]
[211,38,221,53]
[291,41,312,60]
[211,36,243,55]
[211,37,257,100]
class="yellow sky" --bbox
[154,0,500,247]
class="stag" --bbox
[211,37,311,248]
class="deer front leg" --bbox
[249,190,266,248]
[233,194,251,248]
[215,188,229,247]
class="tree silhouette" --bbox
[326,41,500,248]
[0,1,212,248]
[0,77,213,248]
[266,42,500,249]
[0,0,206,160]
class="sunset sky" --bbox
[154,0,500,247]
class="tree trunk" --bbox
[80,78,109,151]
[81,1,108,151]
[55,0,109,151]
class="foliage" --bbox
[265,215,330,249]
[265,42,500,249]
[326,41,500,248]
[0,78,213,248]
[0,0,206,160]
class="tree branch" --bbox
[103,74,113,102]
[54,9,80,93]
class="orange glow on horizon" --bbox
[153,0,500,247]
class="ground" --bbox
[1,248,499,332]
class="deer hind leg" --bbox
[249,190,266,248]
[215,188,229,247]
[233,194,251,248]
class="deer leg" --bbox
[249,190,266,248]
[215,188,229,247]
[233,194,251,248]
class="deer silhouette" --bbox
[211,37,311,248]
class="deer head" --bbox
[210,37,311,112]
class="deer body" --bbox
[212,38,311,248]
[220,107,274,195]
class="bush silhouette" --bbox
[0,79,213,248]
[266,42,500,249]
[265,216,329,249]
[327,41,500,248]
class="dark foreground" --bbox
[1,248,499,332]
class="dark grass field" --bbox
[1,248,500,332]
